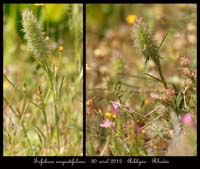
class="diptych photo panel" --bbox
[3,4,83,156]
[3,2,197,160]
[86,4,197,156]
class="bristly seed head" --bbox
[22,9,48,58]
[131,17,159,64]
[131,17,168,89]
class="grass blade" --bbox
[144,73,162,82]
[158,31,169,51]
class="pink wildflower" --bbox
[100,119,113,128]
[180,113,195,129]
[110,101,120,115]
[178,55,190,67]
[136,124,142,133]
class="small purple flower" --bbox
[100,119,113,128]
[110,101,120,115]
[180,113,195,129]
[136,124,142,133]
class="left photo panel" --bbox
[3,4,83,156]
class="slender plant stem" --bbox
[3,97,35,155]
[43,58,60,151]
[22,121,35,155]
[156,61,167,89]
[40,100,49,141]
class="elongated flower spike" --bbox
[22,9,48,59]
[131,17,158,64]
[131,17,167,89]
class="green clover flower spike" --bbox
[22,9,48,59]
[131,17,167,89]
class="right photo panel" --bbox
[86,4,197,156]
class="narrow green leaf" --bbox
[33,124,46,141]
[158,31,169,51]
[144,73,162,82]
[176,92,184,109]
[33,127,43,145]
[59,75,65,100]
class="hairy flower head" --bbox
[131,17,168,89]
[22,9,48,58]
[131,17,159,64]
